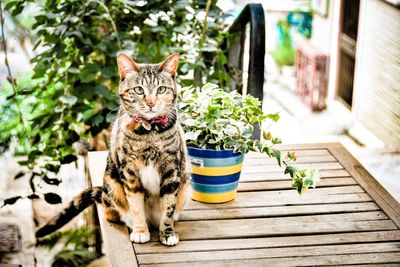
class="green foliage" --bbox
[179,83,320,194]
[36,227,98,267]
[270,20,295,67]
[179,83,280,153]
[1,0,229,199]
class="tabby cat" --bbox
[36,53,191,246]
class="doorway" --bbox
[337,0,360,109]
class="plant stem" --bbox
[193,0,212,88]
[88,0,122,50]
[0,0,24,126]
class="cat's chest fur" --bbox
[139,164,160,195]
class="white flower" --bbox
[136,0,147,7]
[149,13,158,21]
[185,6,195,14]
[185,13,194,20]
[144,18,157,27]
[130,26,141,35]
[196,11,206,21]
[158,11,170,21]
[123,8,130,14]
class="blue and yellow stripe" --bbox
[188,147,244,203]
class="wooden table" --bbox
[88,143,400,267]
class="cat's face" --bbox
[117,54,179,121]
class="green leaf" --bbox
[184,130,201,141]
[266,112,280,122]
[27,194,40,200]
[284,166,297,178]
[2,196,22,207]
[60,95,78,106]
[201,83,219,92]
[60,155,77,164]
[14,171,25,179]
[44,193,62,204]
[272,149,281,167]
[44,164,61,173]
[271,137,282,144]
[18,160,30,166]
[43,176,62,186]
[67,67,80,74]
[4,1,19,11]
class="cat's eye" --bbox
[133,86,144,95]
[157,86,167,94]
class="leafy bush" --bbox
[1,0,230,202]
[36,227,98,267]
[179,83,320,194]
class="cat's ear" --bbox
[117,54,140,79]
[159,53,179,77]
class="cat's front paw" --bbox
[160,232,179,246]
[130,231,150,244]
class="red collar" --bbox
[132,116,169,129]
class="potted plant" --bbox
[178,83,320,203]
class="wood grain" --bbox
[138,242,400,264]
[329,146,400,227]
[180,202,379,221]
[237,177,356,191]
[172,219,397,240]
[142,252,400,267]
[186,187,371,210]
[240,169,350,182]
[87,143,400,266]
[241,162,343,173]
[245,149,331,159]
[243,155,336,165]
[88,152,138,267]
[135,230,400,254]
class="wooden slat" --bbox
[182,211,388,223]
[88,152,138,267]
[329,144,400,227]
[137,242,400,264]
[187,193,371,210]
[237,177,357,191]
[180,202,379,221]
[245,149,331,158]
[171,219,397,240]
[142,252,400,267]
[275,143,346,150]
[187,186,370,210]
[135,230,400,254]
[240,169,350,182]
[244,155,337,165]
[241,162,343,173]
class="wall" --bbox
[310,0,336,54]
[353,0,400,148]
[310,0,342,103]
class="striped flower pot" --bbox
[188,147,244,203]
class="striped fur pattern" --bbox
[36,54,190,246]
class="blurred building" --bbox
[310,0,399,149]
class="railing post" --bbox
[227,4,265,139]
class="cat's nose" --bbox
[145,95,156,108]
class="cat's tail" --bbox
[36,186,104,238]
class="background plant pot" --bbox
[188,147,244,203]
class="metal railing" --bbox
[226,3,265,139]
